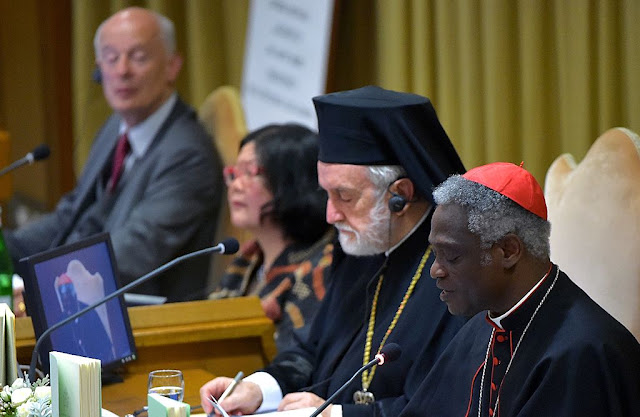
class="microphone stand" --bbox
[0,145,50,178]
[27,244,226,380]
[308,357,379,417]
[0,159,31,177]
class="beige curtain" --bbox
[73,0,640,183]
[374,0,640,182]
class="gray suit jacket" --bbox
[7,98,222,302]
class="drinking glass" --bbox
[147,369,185,402]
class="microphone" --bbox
[215,238,239,254]
[308,343,402,417]
[27,237,239,380]
[0,144,51,177]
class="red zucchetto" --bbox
[462,162,547,220]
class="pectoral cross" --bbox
[353,390,375,405]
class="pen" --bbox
[218,371,244,403]
[207,395,230,417]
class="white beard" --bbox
[335,195,390,256]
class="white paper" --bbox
[192,407,316,417]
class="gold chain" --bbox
[361,246,432,391]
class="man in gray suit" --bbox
[6,7,222,302]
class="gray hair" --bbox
[367,165,407,197]
[433,174,550,260]
[94,8,176,59]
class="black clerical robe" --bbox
[399,265,640,417]
[263,216,466,417]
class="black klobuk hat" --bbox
[313,85,466,201]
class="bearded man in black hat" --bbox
[200,86,467,417]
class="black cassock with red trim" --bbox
[400,265,640,417]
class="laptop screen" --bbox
[20,233,137,372]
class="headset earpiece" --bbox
[92,66,102,84]
[388,192,407,213]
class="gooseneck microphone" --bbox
[27,237,240,381]
[308,343,402,417]
[0,144,51,177]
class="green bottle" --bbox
[0,208,13,310]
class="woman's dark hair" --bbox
[240,123,329,244]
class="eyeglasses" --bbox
[223,163,265,185]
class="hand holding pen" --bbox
[205,371,244,417]
[218,371,244,403]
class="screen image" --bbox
[21,233,136,372]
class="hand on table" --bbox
[279,392,332,417]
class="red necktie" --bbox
[108,132,130,193]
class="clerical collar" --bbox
[384,208,431,256]
[119,93,177,159]
[488,265,552,329]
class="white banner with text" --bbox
[242,0,335,131]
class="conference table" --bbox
[14,297,277,416]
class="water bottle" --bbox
[0,208,13,309]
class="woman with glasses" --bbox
[209,123,334,352]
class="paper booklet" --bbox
[148,393,191,417]
[0,303,17,386]
[50,351,101,417]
